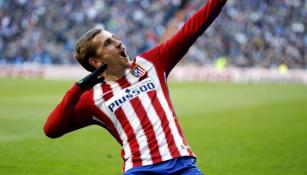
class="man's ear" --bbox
[89,58,104,69]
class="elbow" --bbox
[43,123,62,139]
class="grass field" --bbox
[0,78,306,175]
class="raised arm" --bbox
[140,0,227,75]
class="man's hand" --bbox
[76,64,107,91]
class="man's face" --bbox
[92,30,131,74]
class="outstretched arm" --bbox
[140,0,227,75]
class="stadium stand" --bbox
[0,0,306,69]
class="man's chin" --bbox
[121,57,131,67]
[123,56,130,62]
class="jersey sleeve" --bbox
[43,83,94,138]
[140,0,227,76]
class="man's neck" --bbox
[103,61,132,82]
[103,69,127,82]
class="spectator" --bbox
[0,0,305,69]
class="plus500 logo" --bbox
[107,81,156,112]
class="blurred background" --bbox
[0,0,305,68]
[0,1,307,175]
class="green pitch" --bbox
[0,78,306,175]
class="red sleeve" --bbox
[140,0,227,76]
[43,83,94,138]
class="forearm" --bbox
[160,0,227,74]
[43,83,83,138]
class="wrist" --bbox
[72,83,86,93]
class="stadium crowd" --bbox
[0,0,306,69]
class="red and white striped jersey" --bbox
[44,0,227,172]
[92,57,195,171]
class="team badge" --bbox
[130,63,146,78]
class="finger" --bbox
[94,77,105,84]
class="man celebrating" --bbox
[44,0,228,174]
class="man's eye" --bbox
[104,40,111,47]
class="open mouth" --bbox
[120,48,128,58]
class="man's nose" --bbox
[115,40,122,48]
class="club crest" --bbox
[130,63,146,78]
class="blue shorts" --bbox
[124,156,204,175]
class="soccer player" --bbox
[43,0,228,174]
